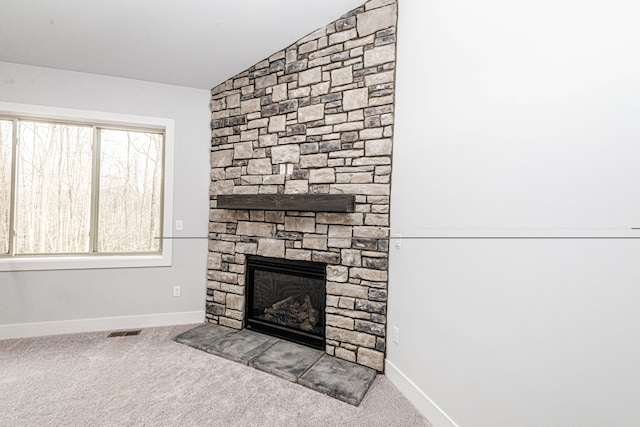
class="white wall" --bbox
[388,1,640,426]
[0,62,211,333]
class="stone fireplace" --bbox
[245,255,326,349]
[206,0,397,372]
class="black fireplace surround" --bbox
[245,255,326,349]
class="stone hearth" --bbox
[175,323,377,405]
[206,0,397,372]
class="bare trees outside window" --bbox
[0,116,164,257]
[0,120,12,254]
[98,129,163,253]
[15,121,93,254]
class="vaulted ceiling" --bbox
[0,0,364,89]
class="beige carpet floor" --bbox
[0,324,431,427]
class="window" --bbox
[0,102,174,271]
[0,120,12,255]
[12,120,94,255]
[97,129,163,253]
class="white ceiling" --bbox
[0,0,364,89]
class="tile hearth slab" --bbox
[173,323,237,351]
[204,328,279,364]
[298,354,377,406]
[173,324,377,406]
[249,340,324,382]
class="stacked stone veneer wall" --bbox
[206,0,397,372]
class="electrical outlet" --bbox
[175,220,183,231]
[393,326,399,344]
[173,286,181,297]
[394,233,401,250]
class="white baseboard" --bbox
[385,359,459,427]
[0,311,205,340]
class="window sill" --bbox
[0,253,172,272]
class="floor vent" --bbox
[107,330,142,337]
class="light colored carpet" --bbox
[0,324,431,426]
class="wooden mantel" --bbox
[216,194,355,213]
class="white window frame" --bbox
[0,101,174,272]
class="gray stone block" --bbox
[298,354,377,405]
[298,104,325,123]
[284,180,308,194]
[173,323,237,352]
[256,239,285,258]
[271,144,301,164]
[356,347,384,371]
[342,88,368,111]
[299,67,322,86]
[249,340,323,382]
[204,329,279,364]
[241,98,261,114]
[210,150,234,167]
[357,3,397,37]
[247,158,272,175]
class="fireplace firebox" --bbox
[245,255,326,349]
